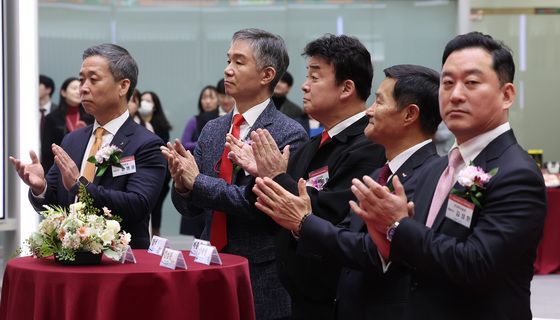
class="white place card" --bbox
[147,235,170,256]
[112,156,137,177]
[193,244,223,266]
[189,238,211,257]
[120,245,137,264]
[159,248,187,270]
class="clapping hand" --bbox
[9,150,46,195]
[253,177,311,232]
[52,144,81,191]
[161,139,199,193]
[225,134,258,177]
[251,129,290,179]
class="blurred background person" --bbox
[128,88,142,124]
[297,113,324,138]
[39,74,57,117]
[139,91,172,236]
[181,85,219,152]
[216,78,235,116]
[272,71,304,119]
[41,76,94,171]
[433,122,455,155]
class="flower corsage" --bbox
[451,163,498,208]
[88,145,123,177]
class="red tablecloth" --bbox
[534,188,560,274]
[0,250,255,320]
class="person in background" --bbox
[297,113,324,138]
[272,71,304,119]
[433,122,455,155]
[41,77,94,171]
[139,91,172,236]
[39,75,57,117]
[181,85,219,152]
[128,89,142,124]
[216,78,236,116]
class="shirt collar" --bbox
[452,122,511,164]
[92,109,130,136]
[326,111,366,138]
[40,101,52,113]
[387,139,432,175]
[233,98,270,127]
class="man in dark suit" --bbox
[272,71,304,119]
[162,29,308,320]
[252,64,441,319]
[39,74,58,116]
[11,44,167,249]
[230,34,386,319]
[351,32,547,320]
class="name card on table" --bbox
[160,248,187,270]
[120,246,137,264]
[189,238,211,257]
[148,235,170,256]
[193,244,222,266]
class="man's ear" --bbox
[501,82,515,111]
[340,79,355,100]
[119,79,131,98]
[403,104,420,127]
[261,66,276,87]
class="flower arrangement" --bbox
[88,144,123,177]
[26,185,131,262]
[452,163,499,208]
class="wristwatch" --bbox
[386,221,400,242]
[77,176,90,188]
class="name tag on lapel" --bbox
[112,156,136,177]
[445,194,475,228]
[306,166,329,191]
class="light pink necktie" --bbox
[425,148,463,228]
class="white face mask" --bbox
[138,101,154,117]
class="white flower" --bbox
[69,202,84,215]
[105,220,121,235]
[102,206,112,217]
[95,145,122,164]
[457,165,492,188]
[100,229,115,246]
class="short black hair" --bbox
[281,71,294,87]
[384,64,441,135]
[302,34,373,101]
[442,31,515,85]
[39,75,55,97]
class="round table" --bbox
[0,250,255,320]
[534,188,560,274]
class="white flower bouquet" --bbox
[26,185,131,262]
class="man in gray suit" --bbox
[162,28,308,320]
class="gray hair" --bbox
[82,43,138,101]
[232,28,289,93]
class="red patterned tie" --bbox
[425,148,463,227]
[377,163,392,186]
[210,114,245,251]
[319,130,330,147]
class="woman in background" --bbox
[41,77,94,171]
[139,91,172,236]
[127,89,142,124]
[181,85,219,152]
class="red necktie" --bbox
[377,163,392,186]
[319,130,330,147]
[210,114,245,251]
[425,147,463,227]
